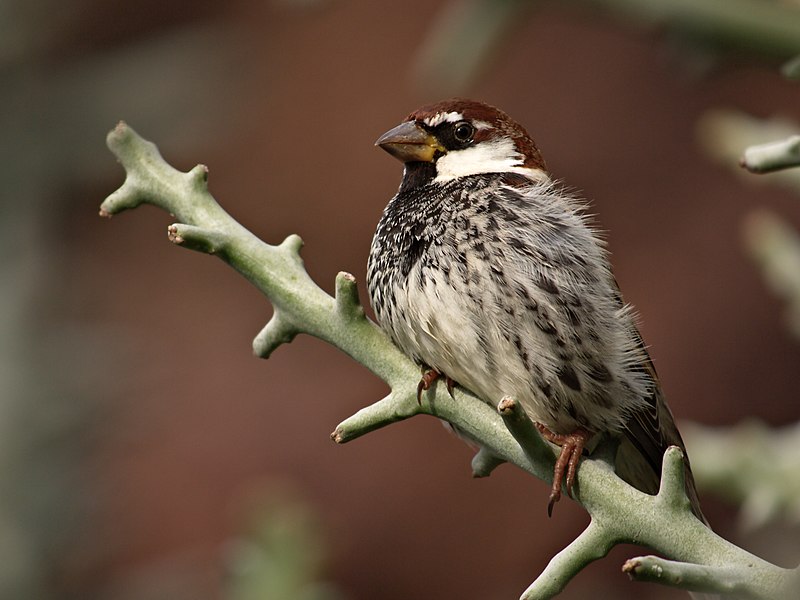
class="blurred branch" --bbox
[781,53,800,79]
[415,0,800,93]
[101,124,799,599]
[683,420,800,530]
[698,110,800,193]
[413,0,530,93]
[699,53,800,175]
[741,135,800,174]
[743,210,800,340]
[572,0,800,57]
[698,112,800,336]
[224,491,343,600]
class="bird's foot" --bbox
[416,367,457,403]
[535,424,592,517]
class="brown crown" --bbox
[407,98,547,172]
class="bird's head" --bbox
[375,99,548,187]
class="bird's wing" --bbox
[617,327,707,524]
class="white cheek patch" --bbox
[423,111,463,127]
[433,137,548,182]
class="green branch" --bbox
[573,0,800,58]
[741,136,800,174]
[698,110,800,192]
[521,521,612,599]
[101,123,798,599]
[624,555,781,597]
[415,0,800,93]
[683,420,800,530]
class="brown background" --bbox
[11,1,800,598]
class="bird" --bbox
[366,98,706,522]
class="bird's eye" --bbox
[453,121,474,143]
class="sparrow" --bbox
[366,98,705,521]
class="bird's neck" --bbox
[399,161,437,194]
[399,162,548,196]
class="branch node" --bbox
[188,164,209,188]
[167,224,183,245]
[471,447,505,477]
[623,555,759,595]
[656,446,690,512]
[100,180,145,216]
[280,233,304,255]
[335,271,365,321]
[741,135,800,173]
[253,311,298,359]
[521,521,612,600]
[106,120,132,152]
[498,395,554,471]
[106,121,163,173]
[167,223,230,255]
[332,390,417,444]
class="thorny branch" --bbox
[101,123,798,599]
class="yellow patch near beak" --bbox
[375,121,445,163]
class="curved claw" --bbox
[536,424,592,517]
[416,368,459,403]
[417,369,441,404]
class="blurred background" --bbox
[3,0,800,598]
